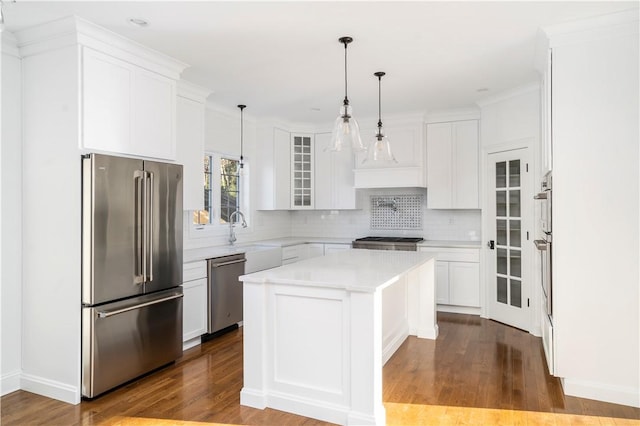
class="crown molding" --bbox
[15,15,189,79]
[542,8,639,48]
[475,82,540,108]
[177,80,213,104]
[1,31,20,58]
[425,107,481,124]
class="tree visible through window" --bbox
[220,158,239,224]
[193,154,241,226]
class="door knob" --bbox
[487,240,495,250]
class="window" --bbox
[193,153,245,227]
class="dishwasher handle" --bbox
[97,293,183,319]
[210,258,247,268]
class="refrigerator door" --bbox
[82,288,183,398]
[82,154,146,305]
[143,160,183,294]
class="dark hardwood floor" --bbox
[2,313,639,425]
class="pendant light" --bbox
[364,72,397,164]
[237,104,246,174]
[327,36,365,152]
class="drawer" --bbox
[183,261,207,282]
[282,245,302,261]
[419,247,480,263]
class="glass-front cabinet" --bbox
[291,134,314,209]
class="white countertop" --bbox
[252,237,355,247]
[240,249,436,293]
[418,240,482,248]
[183,244,280,263]
[183,237,480,263]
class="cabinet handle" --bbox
[534,240,548,250]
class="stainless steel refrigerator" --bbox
[81,153,183,398]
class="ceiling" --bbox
[3,1,636,125]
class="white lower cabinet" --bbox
[419,247,480,309]
[324,243,352,254]
[182,261,208,350]
[281,242,352,264]
[306,243,325,259]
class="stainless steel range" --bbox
[352,237,424,251]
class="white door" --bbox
[486,148,532,331]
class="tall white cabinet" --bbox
[538,10,639,407]
[426,120,479,209]
[16,16,187,404]
[176,81,211,211]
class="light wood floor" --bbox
[2,313,639,425]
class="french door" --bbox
[486,148,532,331]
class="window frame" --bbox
[192,151,250,233]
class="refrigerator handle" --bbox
[96,293,183,318]
[147,171,155,283]
[133,170,146,284]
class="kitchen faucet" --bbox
[228,210,248,245]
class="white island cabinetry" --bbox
[240,250,437,425]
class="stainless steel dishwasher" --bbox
[207,253,246,334]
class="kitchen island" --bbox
[239,249,437,426]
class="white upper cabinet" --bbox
[256,126,291,210]
[258,128,357,210]
[314,132,356,210]
[354,115,426,188]
[82,47,178,160]
[291,133,314,209]
[176,81,211,211]
[426,120,479,209]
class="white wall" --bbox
[290,188,481,241]
[477,84,542,335]
[183,104,291,250]
[1,33,23,396]
[550,14,639,407]
[20,44,82,404]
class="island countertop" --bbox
[240,249,435,293]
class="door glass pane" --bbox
[496,191,506,216]
[509,160,520,187]
[510,250,521,277]
[496,220,507,246]
[509,190,521,217]
[496,162,506,188]
[510,220,521,247]
[510,279,522,308]
[497,249,507,275]
[497,277,508,304]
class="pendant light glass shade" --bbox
[329,103,363,152]
[364,72,397,164]
[327,36,366,152]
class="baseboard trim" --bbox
[1,371,21,396]
[182,336,202,351]
[20,373,80,405]
[563,378,639,408]
[437,305,481,315]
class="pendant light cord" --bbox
[238,105,246,168]
[374,72,385,136]
[343,40,349,105]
